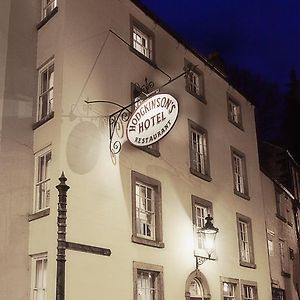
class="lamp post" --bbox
[196,214,219,268]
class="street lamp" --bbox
[196,214,219,268]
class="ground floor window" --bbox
[133,262,163,300]
[185,270,211,300]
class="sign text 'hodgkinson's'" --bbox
[126,94,179,146]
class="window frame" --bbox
[191,195,214,258]
[133,261,164,300]
[189,120,211,182]
[130,16,155,65]
[227,95,243,130]
[41,0,57,21]
[35,58,55,127]
[185,59,205,102]
[31,253,48,300]
[231,146,249,199]
[240,280,257,300]
[220,277,239,300]
[131,171,164,248]
[33,146,52,215]
[236,213,256,269]
[131,83,160,157]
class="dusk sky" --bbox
[139,0,300,91]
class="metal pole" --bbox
[56,172,69,300]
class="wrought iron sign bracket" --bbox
[195,255,212,269]
[84,65,196,154]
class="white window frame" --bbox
[37,59,54,122]
[236,213,255,268]
[130,17,154,62]
[31,253,47,300]
[238,220,250,263]
[231,147,249,198]
[131,171,163,248]
[135,181,156,241]
[191,129,207,175]
[241,280,257,300]
[133,262,163,300]
[228,96,243,129]
[34,147,51,213]
[189,120,211,181]
[185,60,205,100]
[41,0,57,20]
[221,277,239,300]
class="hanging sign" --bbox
[126,93,179,146]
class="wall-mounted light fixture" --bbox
[196,214,219,268]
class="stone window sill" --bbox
[28,207,50,221]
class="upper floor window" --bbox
[34,147,51,213]
[275,188,292,225]
[228,95,243,129]
[192,195,213,258]
[236,213,256,268]
[185,60,205,101]
[41,0,57,20]
[130,17,154,63]
[37,60,54,122]
[31,254,47,300]
[131,171,163,248]
[272,288,285,300]
[279,239,290,277]
[231,147,249,199]
[189,120,211,181]
[133,262,163,300]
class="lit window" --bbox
[32,254,47,300]
[228,96,242,129]
[189,120,211,181]
[34,148,51,212]
[231,147,249,198]
[41,0,57,20]
[192,196,213,257]
[185,61,204,101]
[37,60,54,122]
[222,282,237,300]
[237,213,256,268]
[134,262,163,300]
[131,17,154,62]
[135,182,155,240]
[131,171,163,248]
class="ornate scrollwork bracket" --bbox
[85,78,154,154]
[85,64,194,154]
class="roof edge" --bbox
[129,0,227,81]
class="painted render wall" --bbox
[28,0,272,299]
[0,0,38,299]
[261,172,299,299]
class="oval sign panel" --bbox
[127,93,179,147]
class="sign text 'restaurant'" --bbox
[126,93,179,146]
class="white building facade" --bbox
[1,0,287,299]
